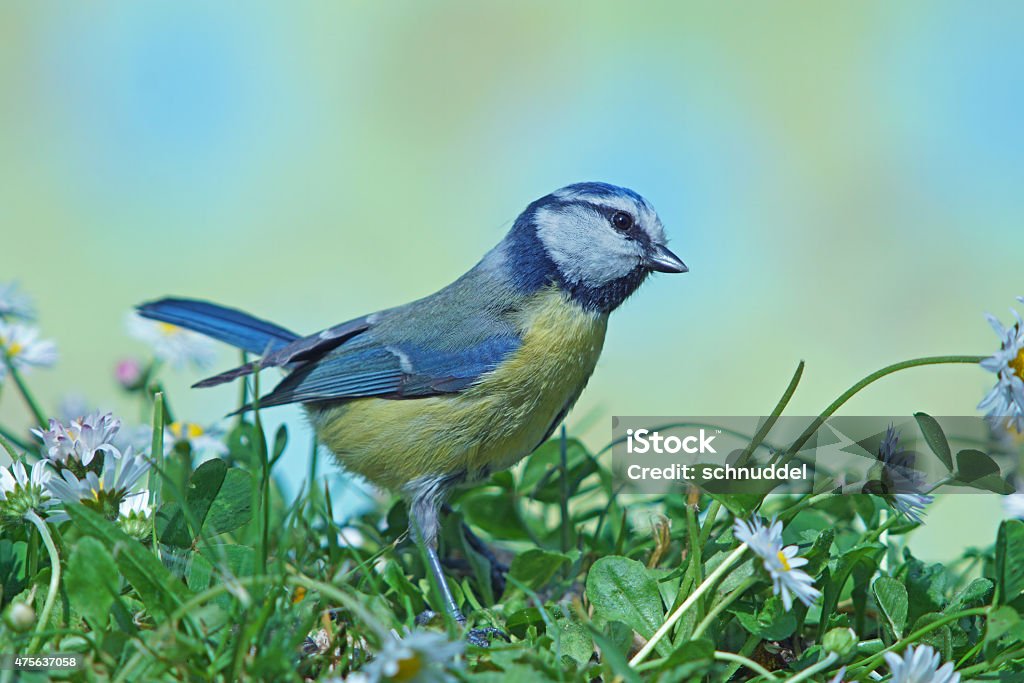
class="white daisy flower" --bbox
[126,313,217,370]
[979,297,1024,433]
[875,425,933,524]
[0,281,35,321]
[32,411,122,469]
[165,421,228,459]
[733,516,821,611]
[45,446,150,520]
[119,490,153,518]
[118,490,154,541]
[0,322,57,381]
[0,460,56,525]
[361,629,464,683]
[884,644,960,683]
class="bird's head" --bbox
[502,182,687,313]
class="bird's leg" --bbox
[407,476,508,647]
[422,538,465,624]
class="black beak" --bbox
[644,244,688,273]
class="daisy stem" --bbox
[782,651,839,683]
[777,355,985,466]
[25,510,60,654]
[737,361,805,467]
[717,634,762,682]
[629,542,748,667]
[697,363,806,546]
[713,650,779,681]
[861,513,901,544]
[2,356,48,428]
[0,431,26,459]
[777,491,833,522]
[691,576,757,639]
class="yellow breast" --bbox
[312,286,608,492]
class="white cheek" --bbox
[535,206,643,287]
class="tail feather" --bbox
[136,298,299,356]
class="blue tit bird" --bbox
[137,181,687,638]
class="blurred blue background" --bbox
[2,3,1023,559]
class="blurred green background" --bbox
[2,3,1022,559]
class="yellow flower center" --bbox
[6,341,22,357]
[776,550,791,572]
[170,422,204,440]
[158,322,181,336]
[391,654,423,681]
[1010,346,1024,382]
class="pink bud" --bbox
[115,357,143,388]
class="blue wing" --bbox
[252,333,521,408]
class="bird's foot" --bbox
[465,626,510,648]
[414,609,508,648]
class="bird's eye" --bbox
[611,211,634,232]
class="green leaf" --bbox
[155,459,227,546]
[732,595,797,640]
[201,468,254,536]
[459,490,530,540]
[381,561,427,613]
[986,606,1020,645]
[67,505,188,619]
[955,450,1012,492]
[556,619,594,666]
[65,537,120,630]
[914,413,953,472]
[663,637,715,669]
[818,542,884,638]
[585,623,642,683]
[704,492,764,518]
[505,607,549,638]
[946,578,994,613]
[996,520,1024,604]
[803,527,836,577]
[586,556,670,657]
[271,424,288,465]
[156,462,254,547]
[503,549,569,600]
[872,576,909,638]
[911,612,952,660]
[899,553,949,625]
[0,540,27,600]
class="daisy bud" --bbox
[823,627,858,660]
[115,357,144,390]
[4,601,35,633]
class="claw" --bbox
[465,626,510,648]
